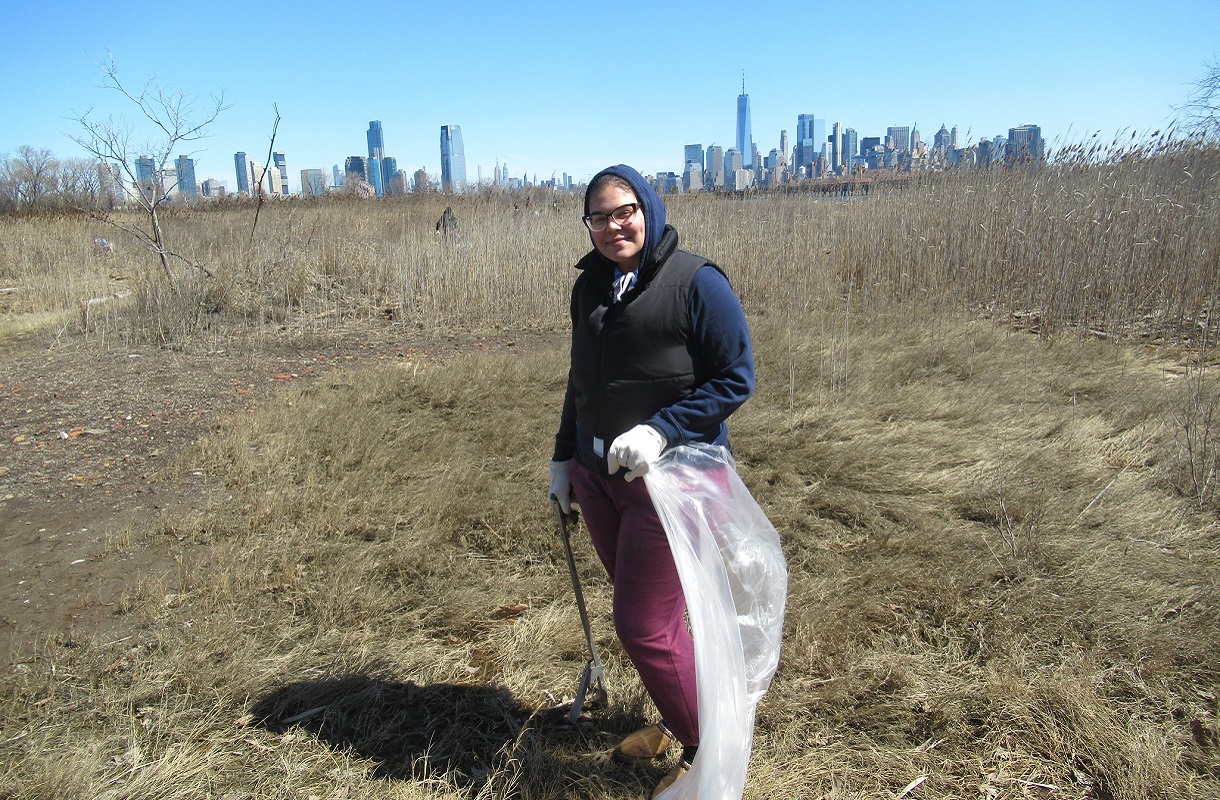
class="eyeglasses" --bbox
[583,202,642,232]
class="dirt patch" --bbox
[0,322,562,659]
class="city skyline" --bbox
[2,0,1216,193]
[71,97,1193,197]
[213,96,1054,197]
[188,109,1038,200]
[114,107,1048,204]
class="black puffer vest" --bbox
[569,226,723,445]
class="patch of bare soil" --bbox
[0,322,561,659]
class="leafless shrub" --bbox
[68,57,226,284]
[989,472,1046,561]
[1167,368,1220,510]
[1176,57,1220,141]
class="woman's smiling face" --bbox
[587,183,645,271]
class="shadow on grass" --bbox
[250,673,610,789]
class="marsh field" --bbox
[1,141,1219,799]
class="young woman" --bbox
[548,164,755,797]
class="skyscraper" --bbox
[724,147,752,191]
[245,160,272,195]
[978,138,995,168]
[368,157,383,196]
[829,123,844,172]
[174,155,198,199]
[1006,124,1045,164]
[258,163,283,196]
[134,155,158,200]
[234,152,250,194]
[843,128,858,169]
[683,162,703,192]
[440,125,466,193]
[794,114,826,174]
[886,126,912,154]
[684,144,704,170]
[933,124,953,157]
[135,155,159,203]
[861,136,883,169]
[300,169,325,197]
[705,144,725,189]
[345,156,368,183]
[135,156,156,186]
[796,115,814,142]
[381,156,397,193]
[736,77,753,168]
[273,152,288,194]
[367,121,384,160]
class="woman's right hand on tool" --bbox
[549,460,574,514]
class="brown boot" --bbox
[650,759,691,798]
[613,723,676,764]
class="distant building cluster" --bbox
[107,119,480,204]
[664,80,1045,195]
[104,84,1045,204]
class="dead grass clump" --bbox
[984,665,1194,799]
[1164,367,1220,510]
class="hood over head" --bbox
[585,164,667,270]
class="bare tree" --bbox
[249,105,280,244]
[58,158,104,209]
[1178,58,1220,140]
[12,146,59,209]
[0,155,17,213]
[68,57,227,282]
[307,170,330,197]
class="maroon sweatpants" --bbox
[569,460,699,746]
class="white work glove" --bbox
[606,424,667,482]
[549,460,574,514]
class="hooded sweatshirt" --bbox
[553,165,755,473]
[582,164,669,273]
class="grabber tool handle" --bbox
[555,504,609,724]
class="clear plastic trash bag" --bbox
[644,443,788,800]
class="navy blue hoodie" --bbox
[554,165,755,469]
[582,164,668,273]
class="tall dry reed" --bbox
[2,139,1217,350]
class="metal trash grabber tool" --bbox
[554,504,609,724]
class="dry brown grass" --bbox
[741,315,1220,798]
[1,144,1219,798]
[2,314,1218,799]
[2,139,1217,349]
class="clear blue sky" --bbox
[3,0,1217,193]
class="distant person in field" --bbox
[435,206,458,237]
[548,164,755,798]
